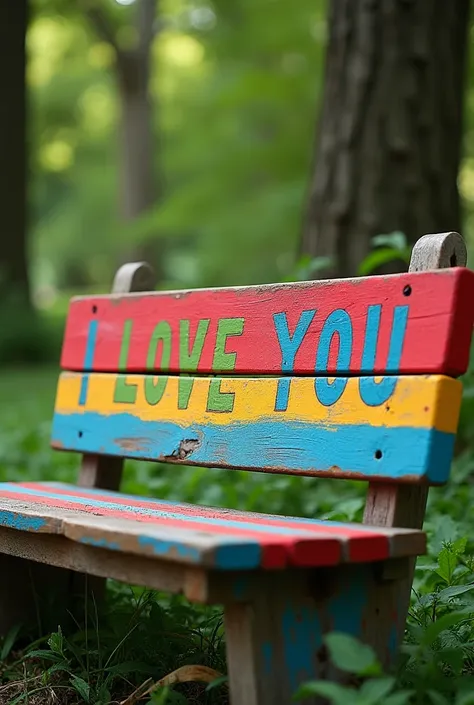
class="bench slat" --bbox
[60,268,474,377]
[0,484,426,570]
[52,372,461,484]
[24,482,426,561]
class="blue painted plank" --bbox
[51,411,455,483]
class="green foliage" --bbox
[295,232,411,283]
[358,233,412,276]
[2,365,474,702]
[0,307,63,364]
[293,534,474,703]
[2,587,226,704]
[29,0,328,300]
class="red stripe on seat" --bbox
[19,482,390,562]
[0,489,342,569]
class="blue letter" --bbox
[273,310,316,411]
[359,305,409,406]
[79,319,98,406]
[315,309,352,406]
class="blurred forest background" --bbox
[2,0,473,363]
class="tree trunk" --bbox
[82,0,161,279]
[0,0,30,306]
[302,0,470,278]
[118,51,156,225]
[115,0,162,277]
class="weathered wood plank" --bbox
[0,525,195,595]
[0,488,426,569]
[60,268,474,377]
[223,562,409,705]
[52,372,461,483]
[21,481,427,560]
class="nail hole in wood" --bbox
[403,285,411,296]
[375,449,382,460]
[92,305,97,314]
[78,431,83,438]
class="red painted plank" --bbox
[0,488,342,569]
[21,482,391,562]
[60,268,474,377]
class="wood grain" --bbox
[52,372,461,483]
[60,268,474,377]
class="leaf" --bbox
[358,248,409,276]
[437,547,458,583]
[431,516,460,554]
[293,681,354,704]
[359,677,396,703]
[26,649,64,662]
[372,232,407,251]
[70,675,90,703]
[325,633,379,675]
[421,612,468,647]
[94,683,111,705]
[452,537,468,555]
[43,662,71,679]
[1,623,21,659]
[205,675,228,691]
[428,691,450,705]
[437,646,464,673]
[438,583,474,602]
[48,627,64,656]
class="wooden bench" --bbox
[0,231,472,704]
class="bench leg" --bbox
[223,562,409,705]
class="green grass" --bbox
[1,367,474,704]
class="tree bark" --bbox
[0,0,30,306]
[302,0,471,278]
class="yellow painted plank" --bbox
[55,372,461,433]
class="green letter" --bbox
[207,378,235,413]
[145,321,171,405]
[114,320,137,403]
[178,319,210,409]
[212,318,245,371]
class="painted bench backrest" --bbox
[52,268,474,485]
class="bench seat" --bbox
[0,482,425,571]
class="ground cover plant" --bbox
[1,354,474,704]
